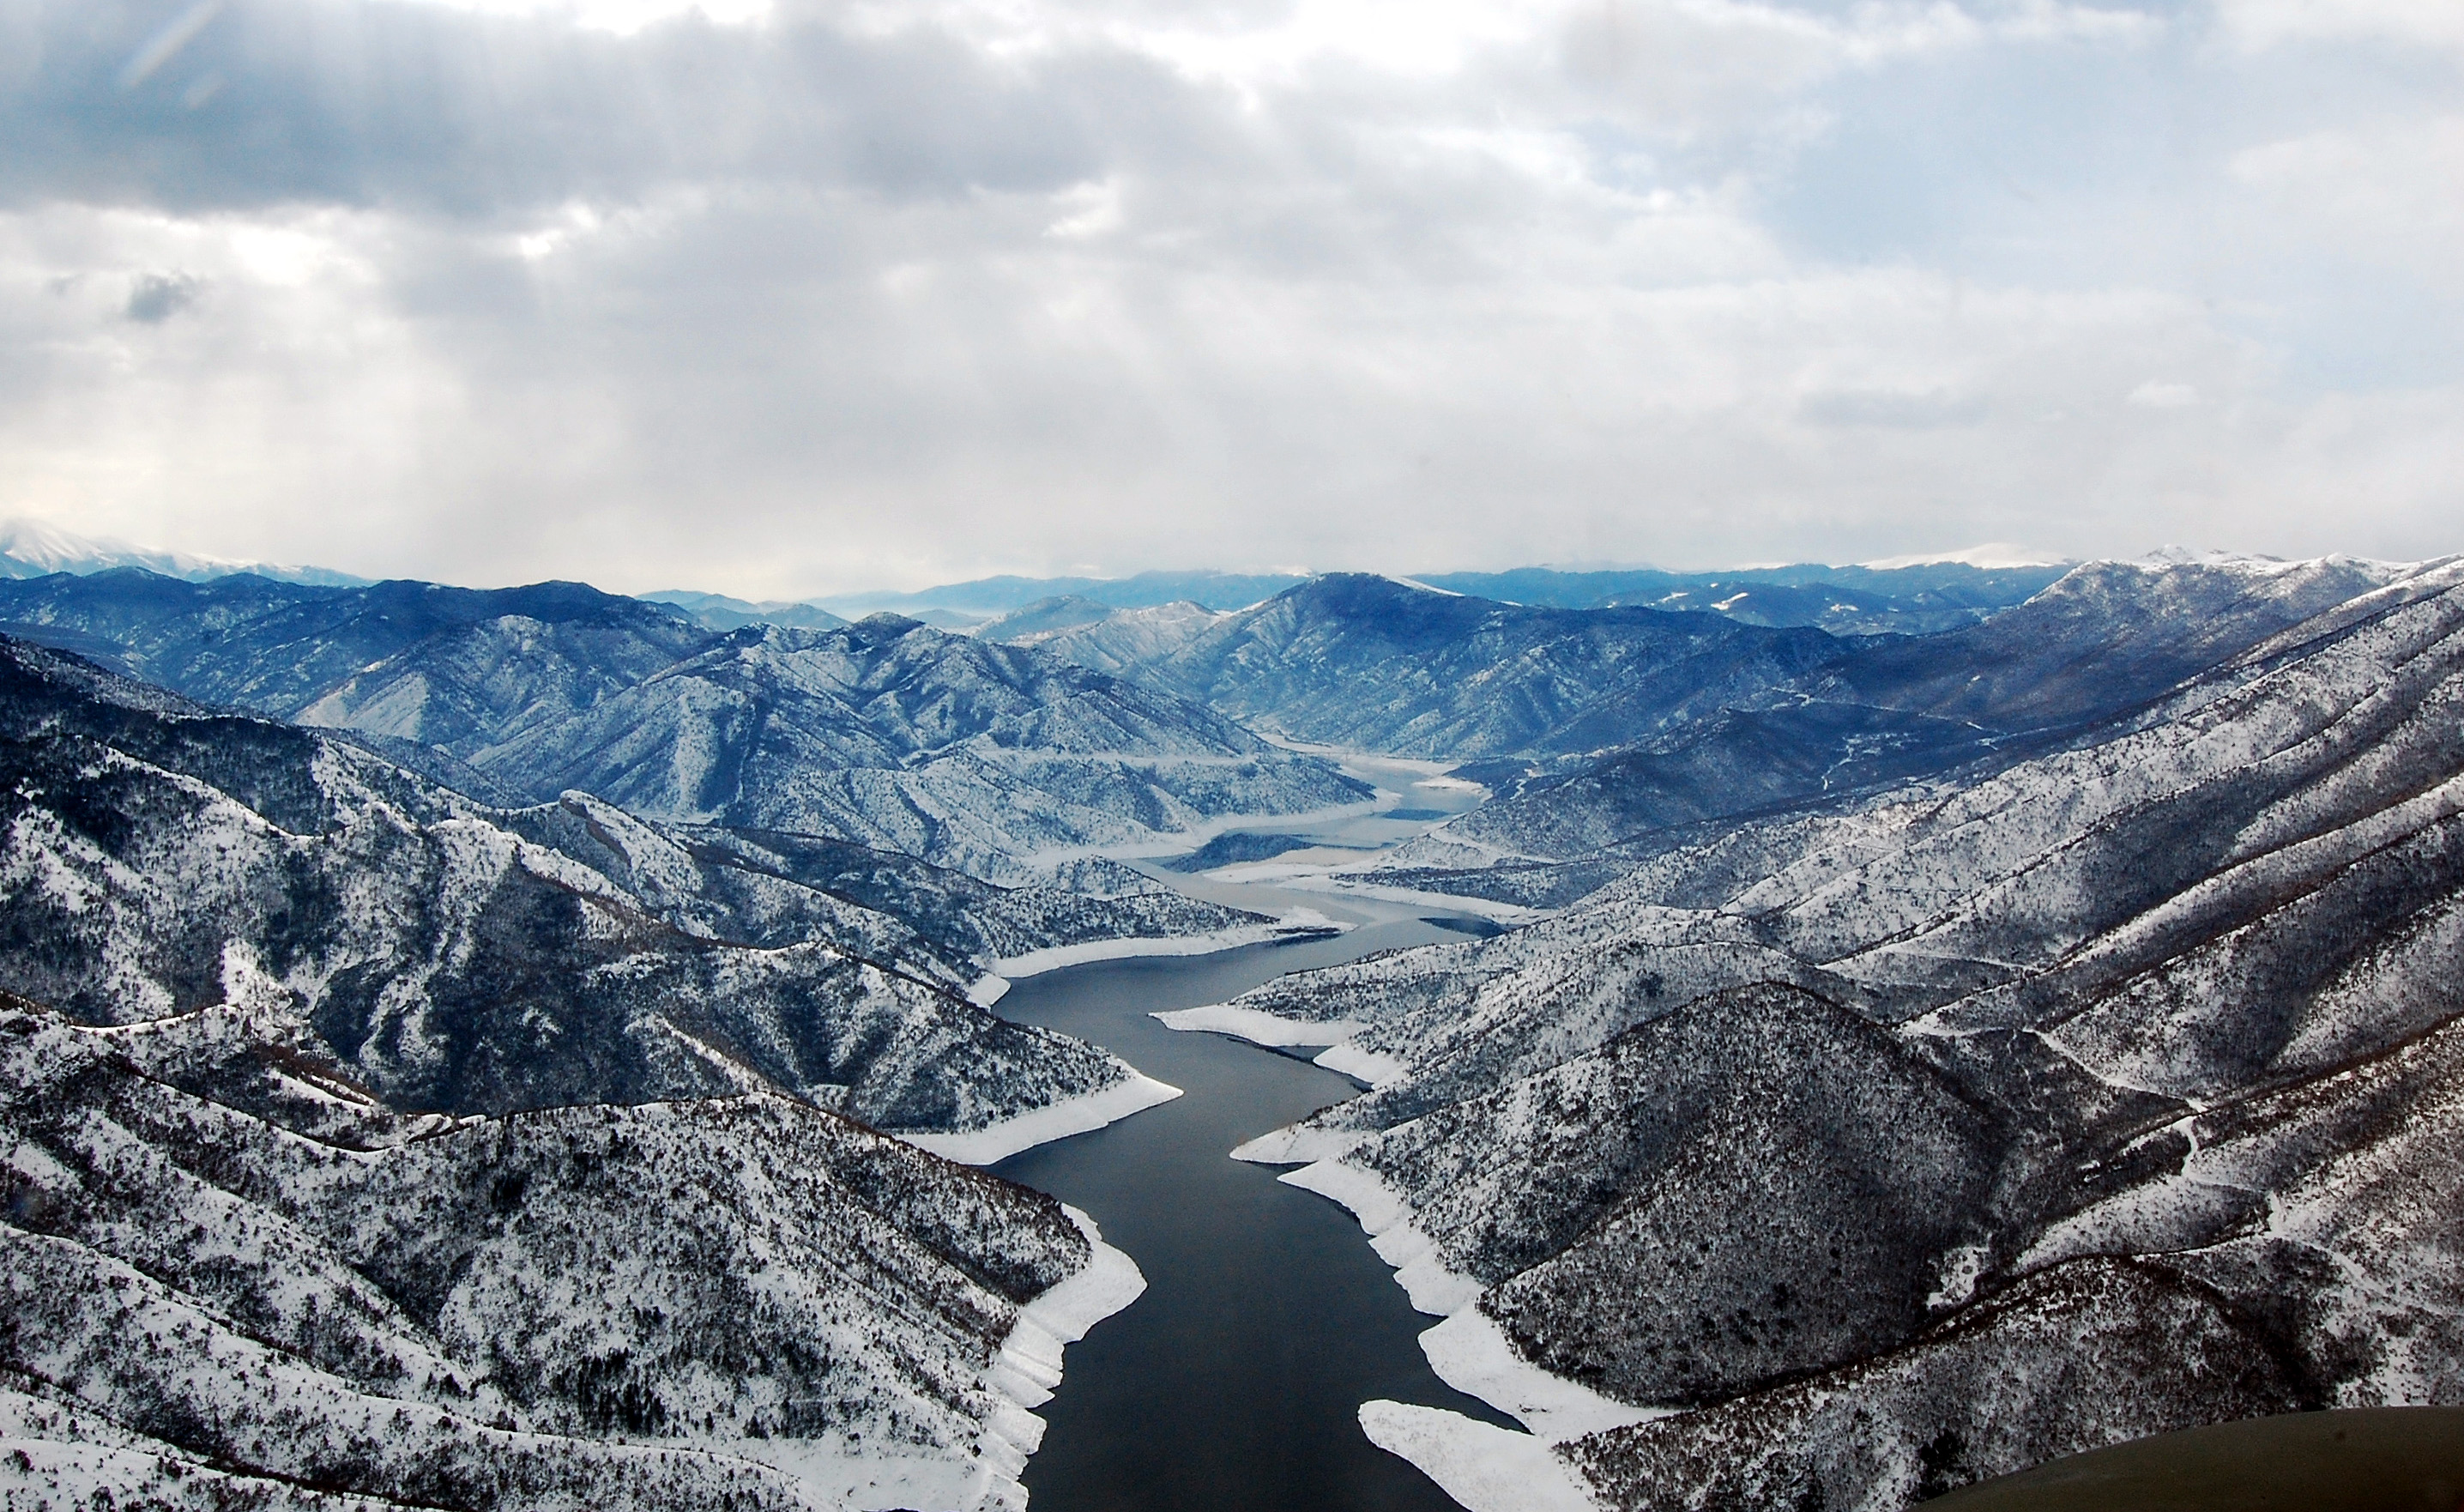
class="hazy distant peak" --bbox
[977,595,1118,641]
[1859,543,2070,570]
[640,589,849,632]
[0,517,369,587]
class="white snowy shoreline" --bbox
[772,1206,1145,1512]
[1150,1002,1363,1047]
[897,1074,1183,1166]
[1154,1003,1409,1090]
[968,1205,1146,1509]
[1240,1151,1666,1512]
[983,910,1350,980]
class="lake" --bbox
[991,920,1513,1512]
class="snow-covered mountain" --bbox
[0,517,367,585]
[978,597,1230,677]
[0,571,711,747]
[1383,553,2460,876]
[0,991,1136,1511]
[474,618,1373,881]
[1021,573,1849,759]
[1190,559,2464,1508]
[0,634,1236,1132]
[0,572,1372,881]
[643,589,853,632]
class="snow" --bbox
[1259,1153,1667,1511]
[1151,1003,1366,1047]
[1312,1042,1410,1086]
[1417,1309,1665,1439]
[1271,872,1555,924]
[1356,1402,1600,1512]
[897,1074,1183,1165]
[965,1207,1146,1509]
[996,1207,1147,1408]
[1273,1158,1481,1315]
[1861,543,2068,569]
[988,912,1347,977]
[966,975,1011,1008]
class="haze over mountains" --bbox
[3,525,2461,1512]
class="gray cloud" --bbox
[0,0,1167,215]
[123,268,201,320]
[0,0,2456,592]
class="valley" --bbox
[3,546,2461,1511]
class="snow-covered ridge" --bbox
[1397,549,2464,873]
[901,1074,1184,1166]
[0,1000,1126,1511]
[1199,572,2464,1509]
[0,634,1188,1145]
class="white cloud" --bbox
[2128,380,2198,408]
[415,0,775,34]
[2231,117,2464,290]
[2213,0,2464,53]
[0,0,2455,590]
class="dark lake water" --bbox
[990,921,1513,1512]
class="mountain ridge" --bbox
[1190,563,2464,1509]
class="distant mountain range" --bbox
[0,555,2392,891]
[0,570,1370,882]
[6,517,2065,635]
[812,559,2071,635]
[986,574,1847,757]
[1375,553,2452,880]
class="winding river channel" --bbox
[990,917,1513,1512]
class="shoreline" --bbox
[1243,1149,1667,1512]
[983,910,1350,981]
[1152,1003,1410,1090]
[970,1205,1148,1509]
[897,1074,1184,1166]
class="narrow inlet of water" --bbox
[991,921,1515,1512]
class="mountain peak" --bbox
[0,517,369,587]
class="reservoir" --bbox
[991,919,1514,1512]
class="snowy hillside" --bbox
[978,598,1229,678]
[0,634,1201,1138]
[0,571,711,752]
[0,574,1371,883]
[1198,563,2464,1508]
[474,618,1374,881]
[0,994,1137,1511]
[1386,553,2461,869]
[1051,573,1849,759]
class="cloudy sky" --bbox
[1,0,2457,594]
